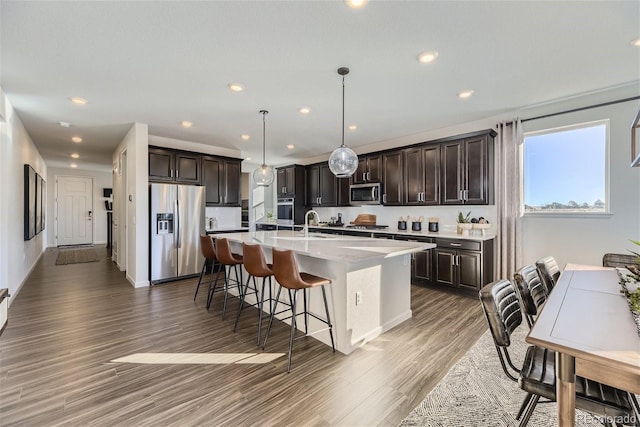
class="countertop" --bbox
[206,227,249,234]
[216,230,434,264]
[307,225,496,241]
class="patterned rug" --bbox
[400,325,598,427]
[55,248,100,265]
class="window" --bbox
[523,120,607,214]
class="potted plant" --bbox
[620,239,640,335]
[456,211,472,235]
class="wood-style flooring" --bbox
[0,247,486,426]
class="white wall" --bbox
[0,89,47,305]
[520,99,640,268]
[113,123,149,288]
[46,168,113,246]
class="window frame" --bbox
[522,119,610,216]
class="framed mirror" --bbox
[632,108,640,167]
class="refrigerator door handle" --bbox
[175,199,180,248]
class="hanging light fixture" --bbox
[253,110,275,186]
[328,67,358,178]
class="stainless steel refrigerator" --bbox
[150,183,205,284]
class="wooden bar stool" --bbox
[209,238,243,319]
[263,248,335,373]
[233,242,275,346]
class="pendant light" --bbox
[253,109,275,186]
[328,67,358,178]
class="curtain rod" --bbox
[501,96,640,126]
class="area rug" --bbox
[400,325,598,427]
[55,248,100,265]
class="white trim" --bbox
[7,250,44,307]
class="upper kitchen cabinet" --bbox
[202,156,241,206]
[381,150,403,205]
[352,154,382,184]
[403,144,440,206]
[276,165,305,199]
[149,147,201,184]
[441,133,495,205]
[306,163,337,207]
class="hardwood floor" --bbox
[0,247,486,426]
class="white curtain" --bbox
[496,119,524,280]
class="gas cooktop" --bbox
[345,225,389,230]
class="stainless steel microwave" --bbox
[349,183,382,205]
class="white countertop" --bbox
[206,227,249,233]
[216,230,434,263]
[307,225,496,241]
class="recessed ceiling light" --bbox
[345,0,367,9]
[287,144,295,149]
[417,51,438,63]
[181,121,193,128]
[632,37,640,47]
[71,136,82,143]
[457,90,474,99]
[71,153,80,159]
[228,83,245,92]
[299,107,311,114]
[245,157,252,161]
[58,121,72,127]
[348,125,358,131]
[241,134,250,141]
[70,163,78,168]
[70,97,88,105]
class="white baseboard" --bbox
[8,250,44,307]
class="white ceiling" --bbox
[1,1,639,171]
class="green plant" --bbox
[457,211,471,223]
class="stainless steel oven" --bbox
[276,198,294,225]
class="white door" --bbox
[57,176,93,246]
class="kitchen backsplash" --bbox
[205,206,241,229]
[312,205,498,233]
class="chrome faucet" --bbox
[304,210,319,237]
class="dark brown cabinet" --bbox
[441,135,493,205]
[381,150,403,205]
[306,163,337,207]
[403,145,440,205]
[276,165,305,198]
[395,235,434,283]
[202,156,241,206]
[433,238,493,291]
[353,154,381,184]
[149,147,201,184]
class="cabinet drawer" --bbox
[435,238,481,251]
[395,235,434,244]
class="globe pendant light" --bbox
[253,109,275,186]
[328,67,358,178]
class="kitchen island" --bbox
[217,230,434,354]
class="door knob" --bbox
[88,210,93,221]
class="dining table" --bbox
[526,263,640,426]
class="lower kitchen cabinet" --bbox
[432,238,493,291]
[394,235,435,284]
